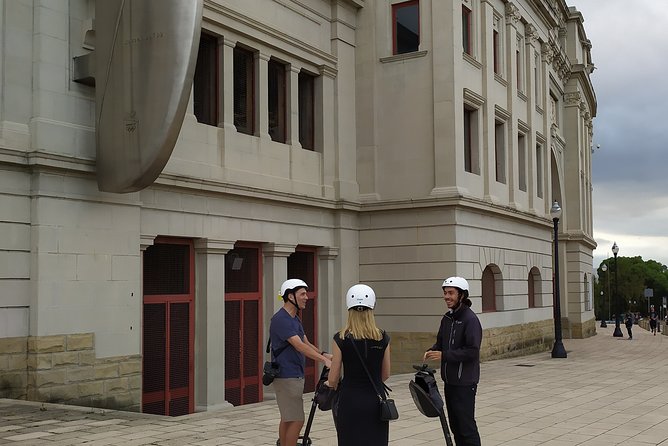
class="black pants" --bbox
[444,384,481,446]
[626,325,633,338]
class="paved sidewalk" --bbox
[1,324,667,445]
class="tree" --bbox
[595,256,668,319]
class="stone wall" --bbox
[0,337,28,399]
[390,319,554,374]
[0,333,141,411]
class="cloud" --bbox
[575,1,668,268]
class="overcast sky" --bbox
[571,1,668,268]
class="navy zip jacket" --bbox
[429,303,482,386]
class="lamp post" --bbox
[550,201,567,358]
[601,263,608,327]
[612,242,623,337]
[600,290,606,327]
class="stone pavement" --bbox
[1,324,667,446]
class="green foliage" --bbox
[594,256,668,319]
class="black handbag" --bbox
[348,333,398,421]
[314,382,338,411]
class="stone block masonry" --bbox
[0,333,140,411]
[389,319,554,373]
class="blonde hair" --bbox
[339,309,383,341]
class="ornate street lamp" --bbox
[550,201,567,358]
[612,242,623,337]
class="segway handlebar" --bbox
[413,363,437,374]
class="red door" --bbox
[288,247,318,392]
[224,243,263,406]
[142,238,195,416]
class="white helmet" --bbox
[280,279,308,298]
[346,284,376,310]
[442,276,469,292]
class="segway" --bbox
[277,366,332,446]
[408,364,453,446]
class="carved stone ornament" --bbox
[541,42,554,64]
[505,2,521,24]
[564,92,581,106]
[525,24,539,43]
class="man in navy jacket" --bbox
[424,276,482,445]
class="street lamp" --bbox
[600,290,606,328]
[550,201,567,358]
[612,242,623,337]
[601,263,609,327]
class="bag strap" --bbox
[347,334,389,401]
[265,338,289,358]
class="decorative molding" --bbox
[463,88,486,108]
[494,104,511,121]
[379,50,428,64]
[564,92,581,106]
[317,246,339,260]
[140,235,157,251]
[194,239,235,255]
[262,243,296,257]
[318,64,338,79]
[505,2,521,25]
[525,24,539,44]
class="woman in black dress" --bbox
[326,284,391,446]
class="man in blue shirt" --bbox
[270,279,332,446]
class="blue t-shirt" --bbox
[269,307,306,378]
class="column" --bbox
[193,238,235,411]
[317,65,337,200]
[257,52,270,139]
[288,65,302,149]
[317,247,340,350]
[220,38,235,132]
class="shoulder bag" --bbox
[348,333,399,421]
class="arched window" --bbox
[528,267,541,308]
[482,266,496,312]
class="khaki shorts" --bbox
[273,377,305,422]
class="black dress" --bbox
[333,331,390,446]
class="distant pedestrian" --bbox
[625,312,633,339]
[649,312,658,335]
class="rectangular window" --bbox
[518,133,527,192]
[193,32,218,126]
[534,52,541,106]
[464,108,472,173]
[233,46,255,135]
[550,92,559,127]
[393,1,419,55]
[462,5,472,55]
[536,143,543,198]
[463,106,479,174]
[516,34,524,91]
[298,71,315,151]
[268,59,287,143]
[516,48,521,90]
[494,121,506,184]
[493,29,500,74]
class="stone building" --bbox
[0,0,596,414]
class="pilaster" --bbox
[194,238,235,411]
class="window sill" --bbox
[380,50,428,64]
[494,73,507,87]
[463,52,482,69]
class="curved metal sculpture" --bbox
[95,0,203,192]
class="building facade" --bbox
[0,0,596,414]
